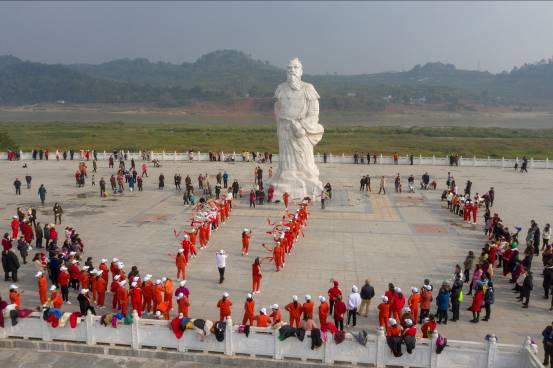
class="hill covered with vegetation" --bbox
[1,50,553,109]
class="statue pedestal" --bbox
[268,169,323,202]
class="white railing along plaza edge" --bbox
[0,311,543,368]
[1,151,550,169]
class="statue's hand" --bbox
[291,121,306,138]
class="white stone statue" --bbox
[268,58,324,200]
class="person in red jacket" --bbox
[176,249,187,281]
[142,275,154,315]
[22,221,34,244]
[269,304,282,326]
[2,233,12,251]
[217,292,232,321]
[96,270,107,308]
[58,266,70,303]
[49,225,58,245]
[327,280,342,314]
[176,292,190,317]
[392,287,406,321]
[111,275,121,309]
[36,271,48,306]
[318,296,329,326]
[333,294,347,331]
[470,284,485,323]
[242,293,255,325]
[285,295,303,328]
[68,260,81,290]
[11,216,19,239]
[130,281,143,316]
[252,257,262,294]
[273,243,284,272]
[117,280,129,315]
[241,229,251,256]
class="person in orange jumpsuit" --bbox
[130,281,142,316]
[49,285,63,309]
[408,287,420,324]
[302,295,314,319]
[109,258,119,280]
[36,272,48,305]
[99,259,109,284]
[254,308,270,327]
[378,296,391,330]
[153,279,163,312]
[285,295,303,328]
[163,277,173,311]
[241,229,251,256]
[269,304,282,327]
[471,200,478,224]
[117,280,129,315]
[111,275,121,309]
[156,301,170,320]
[251,257,262,294]
[9,284,21,308]
[186,230,198,257]
[283,192,290,210]
[176,292,190,317]
[242,293,255,325]
[217,292,232,321]
[142,275,154,314]
[79,268,90,294]
[90,270,98,302]
[318,296,329,326]
[463,200,472,222]
[96,270,107,308]
[199,224,208,249]
[176,250,187,280]
[273,243,284,272]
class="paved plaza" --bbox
[1,158,552,345]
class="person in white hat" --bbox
[408,287,420,324]
[386,317,403,357]
[285,295,302,328]
[270,304,282,327]
[254,307,270,327]
[318,296,329,325]
[176,248,187,281]
[217,292,232,321]
[8,284,20,307]
[215,250,228,284]
[35,271,48,305]
[243,292,255,325]
[303,295,314,319]
[346,285,362,327]
[378,296,390,329]
[241,229,251,256]
[77,288,95,316]
[49,285,63,309]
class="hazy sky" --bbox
[1,1,552,75]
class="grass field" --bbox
[1,121,552,158]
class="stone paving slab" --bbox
[0,159,552,347]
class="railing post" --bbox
[547,158,549,169]
[103,150,107,160]
[198,151,201,161]
[85,310,95,345]
[531,157,534,168]
[273,327,282,360]
[41,314,52,342]
[473,156,477,166]
[131,310,140,349]
[486,335,497,368]
[487,156,491,166]
[224,318,233,356]
[502,157,505,168]
[174,151,177,161]
[380,153,383,164]
[432,155,436,165]
[419,154,422,165]
[375,326,385,368]
[329,153,333,163]
[323,330,332,364]
[429,330,439,368]
[342,153,345,163]
[521,336,532,368]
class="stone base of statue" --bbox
[268,168,323,202]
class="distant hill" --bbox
[1,50,553,108]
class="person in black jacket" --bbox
[543,322,553,366]
[450,279,463,322]
[77,289,96,315]
[521,271,534,308]
[359,280,375,317]
[2,249,20,281]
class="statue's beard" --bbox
[287,74,302,90]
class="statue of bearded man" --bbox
[269,58,324,200]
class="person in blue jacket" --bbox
[436,283,451,325]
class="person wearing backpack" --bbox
[482,281,495,321]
